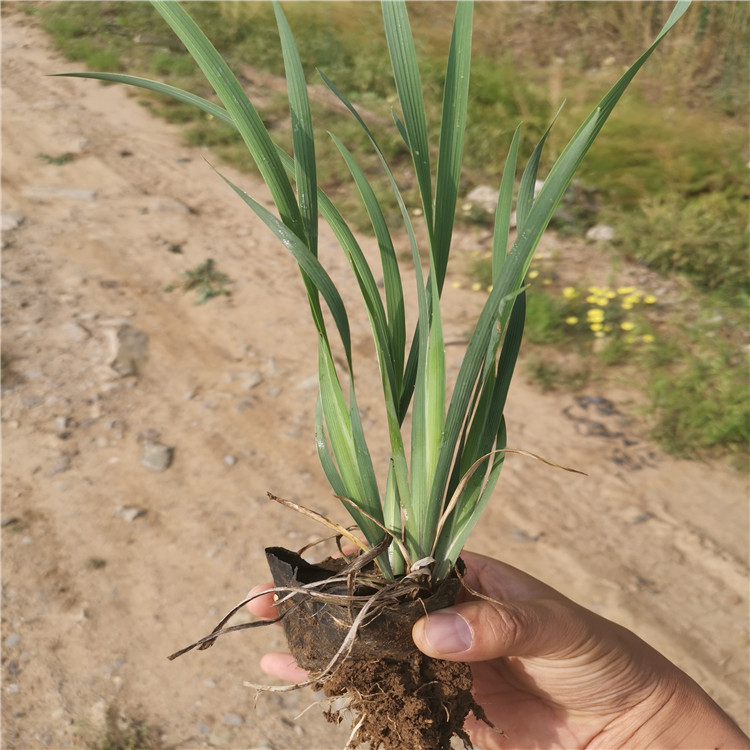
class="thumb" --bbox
[413,598,578,662]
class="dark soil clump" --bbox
[319,653,480,750]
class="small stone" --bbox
[4,633,20,648]
[223,455,236,467]
[49,456,72,475]
[2,211,25,232]
[106,325,149,376]
[152,196,191,214]
[115,506,147,523]
[197,722,211,735]
[24,185,97,201]
[234,397,256,413]
[69,137,90,153]
[295,375,318,391]
[242,371,263,390]
[208,731,233,747]
[223,712,244,727]
[62,322,90,342]
[585,223,615,242]
[465,185,498,214]
[141,440,173,472]
[55,416,72,430]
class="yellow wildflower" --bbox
[617,286,635,295]
[528,269,540,279]
[644,295,657,304]
[562,287,578,299]
[595,297,610,307]
[471,282,482,291]
[565,316,579,325]
[451,281,462,289]
[586,308,605,323]
[620,321,635,331]
[642,334,655,343]
[590,323,603,332]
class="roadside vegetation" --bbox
[26,1,748,465]
[75,704,162,750]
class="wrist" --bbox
[621,675,749,750]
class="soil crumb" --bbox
[320,656,485,750]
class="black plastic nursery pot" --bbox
[265,546,487,750]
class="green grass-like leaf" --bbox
[58,0,692,579]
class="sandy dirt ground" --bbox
[2,10,748,749]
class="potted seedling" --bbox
[62,1,689,747]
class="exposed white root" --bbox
[344,714,366,750]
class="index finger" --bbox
[245,582,279,620]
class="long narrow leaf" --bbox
[435,293,525,572]
[315,395,348,498]
[513,0,691,271]
[431,3,689,533]
[327,132,400,395]
[319,71,410,395]
[382,0,434,240]
[317,339,385,540]
[516,106,561,234]
[273,2,318,258]
[317,69,423,425]
[151,1,302,240]
[213,168,351,365]
[432,1,473,292]
[492,124,521,276]
[434,420,507,579]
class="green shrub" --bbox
[617,192,750,295]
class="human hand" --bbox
[411,551,748,749]
[247,550,749,749]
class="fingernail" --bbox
[423,611,473,654]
